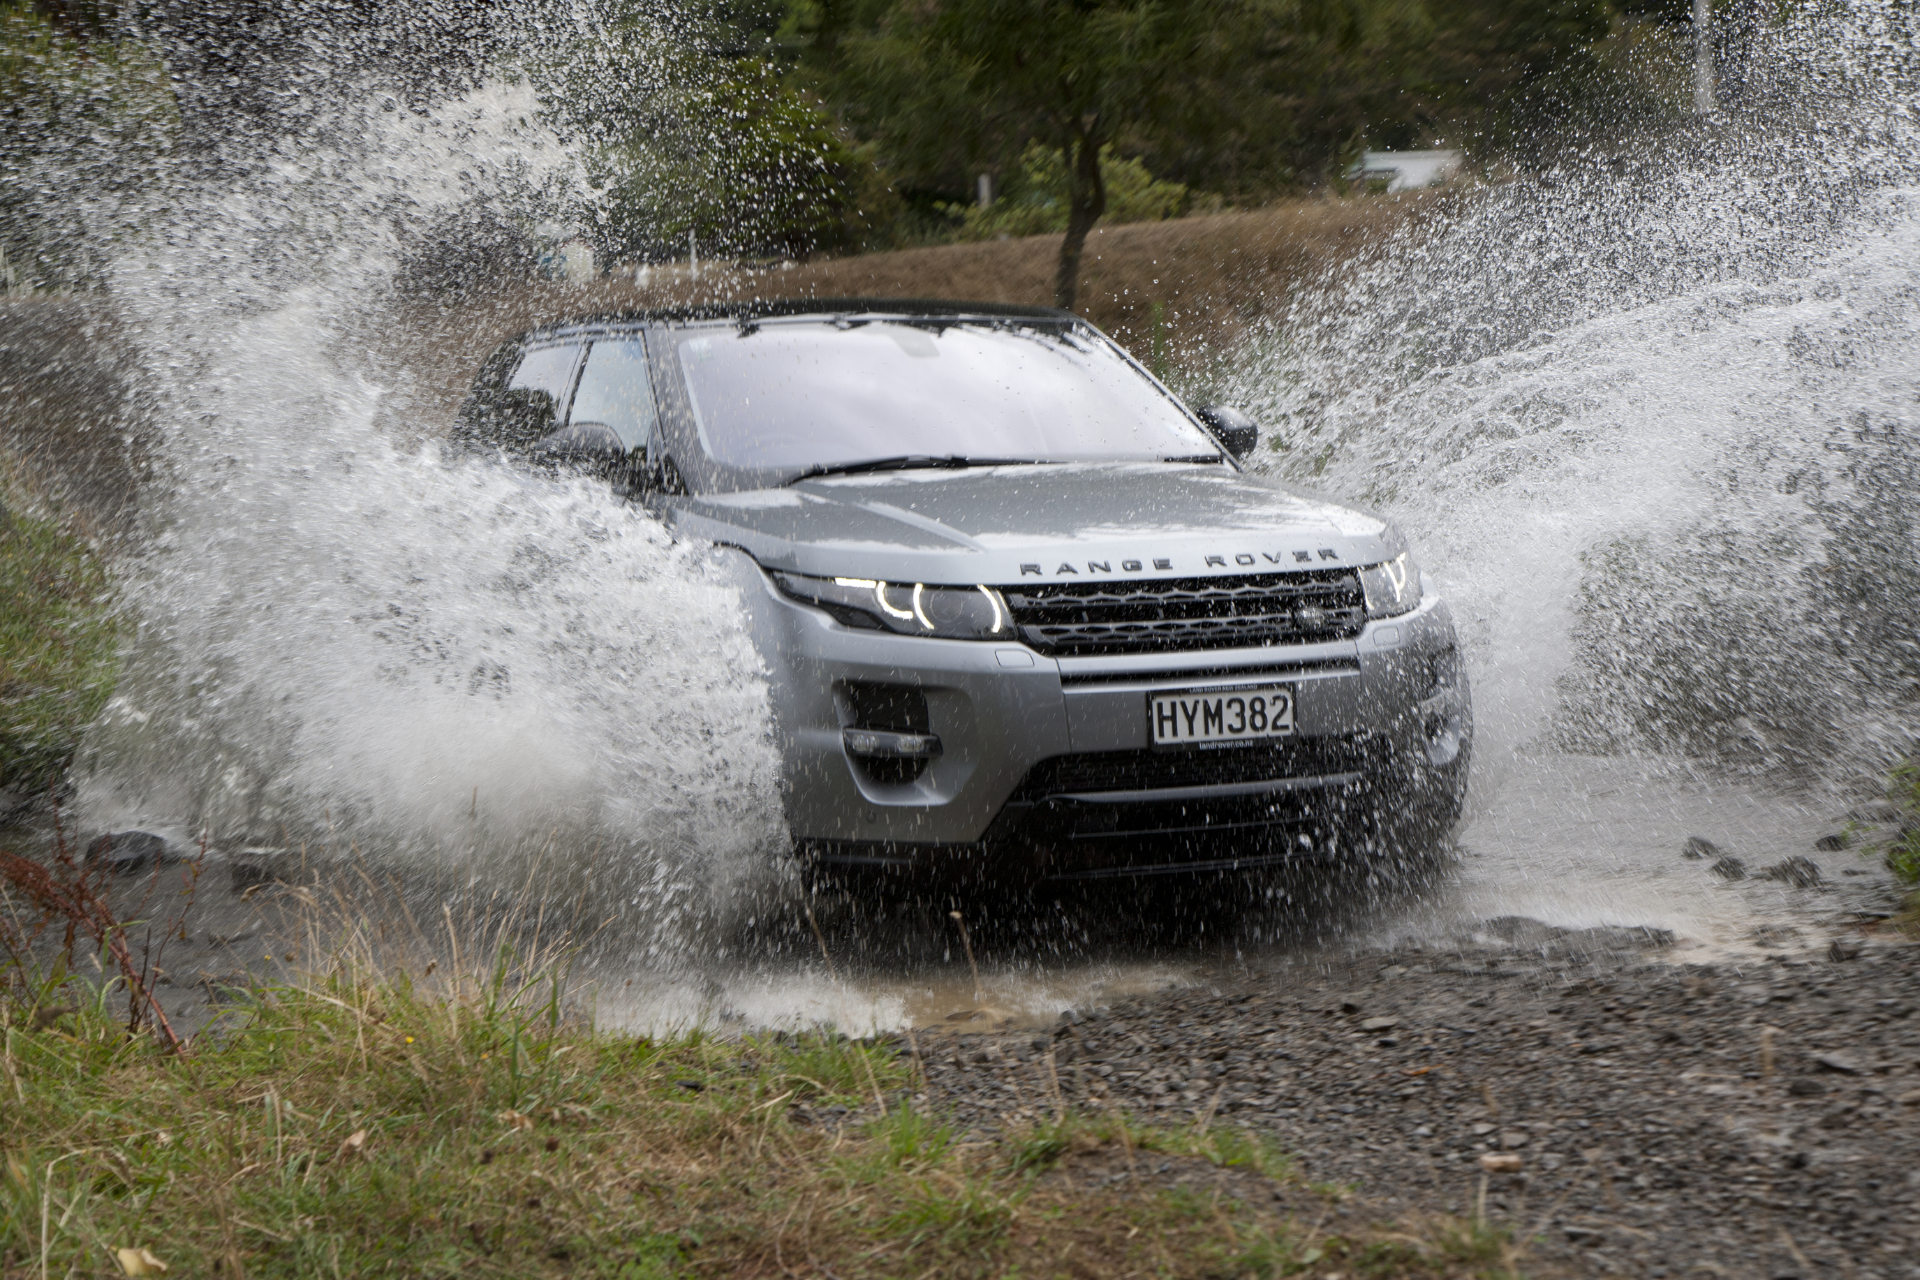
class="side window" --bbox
[567,338,656,451]
[497,344,583,450]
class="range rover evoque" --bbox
[454,299,1470,887]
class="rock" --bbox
[1482,915,1564,945]
[1813,1053,1863,1075]
[1683,835,1722,860]
[1500,1130,1530,1148]
[1338,995,1364,1014]
[1786,1077,1827,1097]
[1895,1088,1920,1106]
[229,847,296,891]
[1760,856,1825,888]
[1827,938,1862,962]
[1561,924,1677,955]
[1710,856,1748,881]
[1813,833,1848,852]
[1471,1122,1497,1136]
[1360,1016,1399,1032]
[205,923,260,947]
[1565,1225,1605,1246]
[0,786,26,818]
[1479,1152,1524,1173]
[83,830,175,872]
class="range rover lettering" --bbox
[454,300,1471,887]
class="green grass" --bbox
[0,954,1526,1279]
[1884,758,1920,930]
[0,480,116,792]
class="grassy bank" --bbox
[0,473,116,795]
[1883,759,1920,929]
[0,959,1517,1279]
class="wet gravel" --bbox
[915,918,1920,1279]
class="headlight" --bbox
[772,571,1012,640]
[1360,552,1421,618]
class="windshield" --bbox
[671,318,1218,475]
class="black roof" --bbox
[522,296,1077,342]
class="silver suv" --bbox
[455,300,1470,887]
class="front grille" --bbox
[1008,737,1368,802]
[1001,571,1366,657]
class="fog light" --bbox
[843,728,943,759]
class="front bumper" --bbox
[749,568,1470,880]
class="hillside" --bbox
[391,193,1435,430]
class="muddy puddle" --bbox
[17,743,1900,1043]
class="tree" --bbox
[952,142,1186,241]
[809,0,1391,310]
[588,60,878,261]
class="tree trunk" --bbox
[1052,131,1106,311]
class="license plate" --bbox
[1149,685,1295,746]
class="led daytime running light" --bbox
[791,572,1011,640]
[979,584,1006,634]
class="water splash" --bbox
[6,1,1915,1025]
[1231,1,1920,789]
[65,65,791,944]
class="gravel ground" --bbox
[913,918,1920,1279]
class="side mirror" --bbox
[1196,405,1259,459]
[531,422,652,494]
[492,387,559,450]
[532,421,626,463]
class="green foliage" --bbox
[951,143,1186,240]
[1218,1212,1515,1278]
[1006,1116,1075,1172]
[1385,0,1617,151]
[861,1103,956,1170]
[589,59,881,260]
[880,1174,1018,1251]
[1886,758,1920,887]
[767,1031,907,1100]
[0,481,117,790]
[508,1,881,263]
[0,3,176,290]
[777,0,1684,252]
[777,0,1652,297]
[804,0,1311,302]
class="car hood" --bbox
[666,462,1401,585]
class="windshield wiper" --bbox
[784,455,1052,485]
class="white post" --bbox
[976,172,993,208]
[1694,0,1715,115]
[688,229,698,282]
